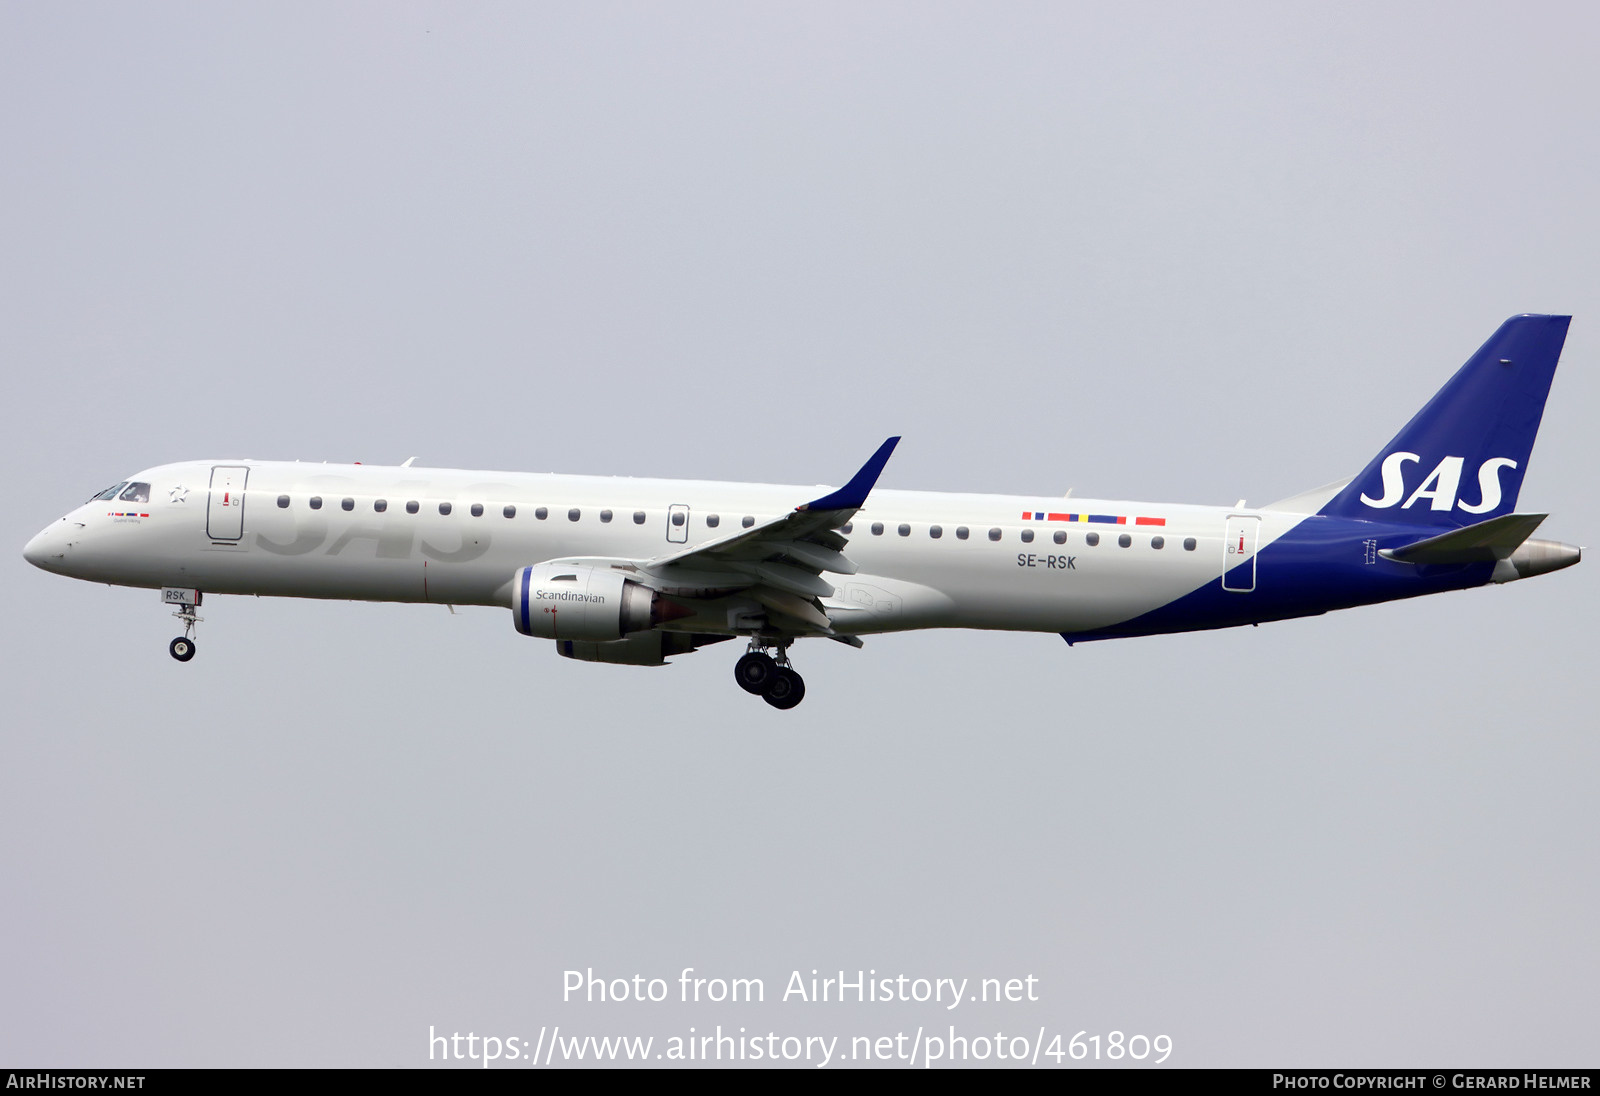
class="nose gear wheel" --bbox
[169,599,203,662]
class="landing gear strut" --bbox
[168,594,202,662]
[734,639,806,709]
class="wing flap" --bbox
[732,561,836,599]
[752,539,857,575]
[748,587,832,631]
[807,529,849,552]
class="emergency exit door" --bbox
[666,504,689,543]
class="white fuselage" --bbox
[25,459,1293,637]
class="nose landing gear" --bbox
[164,588,202,662]
[734,640,806,709]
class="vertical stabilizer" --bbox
[1318,315,1570,527]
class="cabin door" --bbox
[207,465,249,541]
[1222,515,1260,592]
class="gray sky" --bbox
[3,1,1595,1068]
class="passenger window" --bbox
[956,526,969,540]
[503,505,516,518]
[897,523,910,537]
[341,498,354,511]
[670,511,684,526]
[633,511,646,524]
[1020,529,1034,543]
[438,501,451,515]
[871,522,884,536]
[988,528,1001,541]
[1152,536,1165,549]
[569,508,581,521]
[535,507,548,520]
[1183,537,1197,551]
[276,495,290,508]
[600,510,613,523]
[1086,532,1100,546]
[406,500,419,514]
[707,514,720,528]
[471,503,484,517]
[375,499,388,513]
[310,496,323,510]
[930,525,942,538]
[1053,530,1066,545]
[1118,533,1131,547]
[841,522,853,534]
[741,515,755,528]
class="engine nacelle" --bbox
[512,563,678,642]
[555,631,731,666]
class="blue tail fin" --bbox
[1318,315,1571,527]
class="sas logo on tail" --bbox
[1360,453,1517,513]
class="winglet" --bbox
[798,437,901,512]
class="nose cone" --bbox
[24,520,72,574]
[23,527,49,567]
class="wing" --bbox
[634,437,900,635]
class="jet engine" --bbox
[555,631,733,666]
[511,563,689,641]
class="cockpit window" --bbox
[118,482,151,504]
[90,482,129,502]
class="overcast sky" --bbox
[3,2,1596,1069]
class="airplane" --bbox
[23,315,1581,710]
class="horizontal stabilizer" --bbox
[1380,512,1547,565]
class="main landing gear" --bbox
[734,640,806,710]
